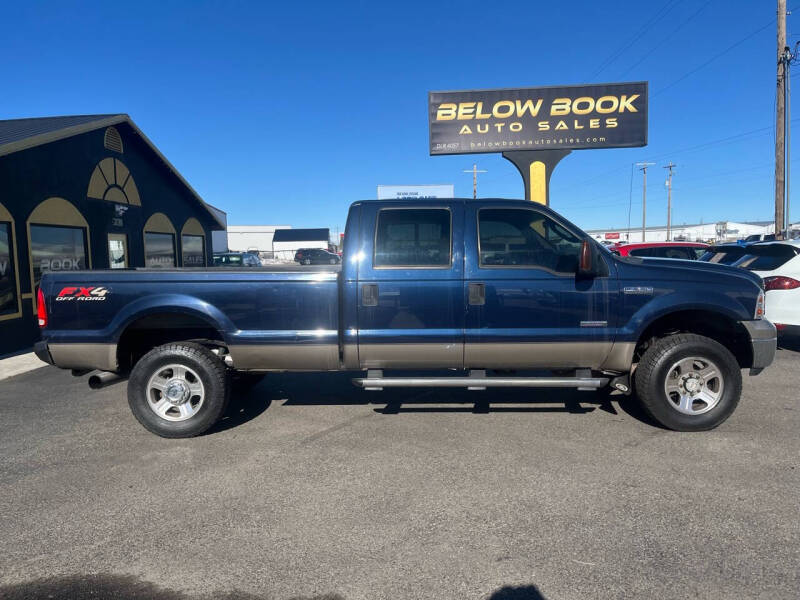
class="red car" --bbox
[608,241,709,260]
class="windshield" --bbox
[732,245,799,271]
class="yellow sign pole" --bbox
[502,150,571,206]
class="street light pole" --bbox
[636,162,655,242]
[664,163,676,242]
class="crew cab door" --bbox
[464,203,616,369]
[356,202,464,369]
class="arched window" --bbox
[143,213,177,268]
[180,217,206,267]
[87,158,141,205]
[27,198,91,306]
[0,201,21,321]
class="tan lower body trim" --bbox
[465,342,613,370]
[48,343,118,372]
[230,344,339,370]
[598,342,636,372]
[358,343,461,369]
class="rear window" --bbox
[374,209,451,267]
[733,245,800,271]
[629,246,701,260]
[699,246,748,264]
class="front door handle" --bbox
[468,282,485,306]
[362,283,378,307]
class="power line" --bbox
[590,0,684,79]
[653,18,776,97]
[618,0,713,78]
[552,120,799,195]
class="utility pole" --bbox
[636,162,655,242]
[776,0,787,239]
[463,163,487,199]
[664,163,676,241]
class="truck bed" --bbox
[39,268,341,372]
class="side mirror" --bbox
[577,240,596,278]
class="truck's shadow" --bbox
[778,334,800,353]
[215,371,659,431]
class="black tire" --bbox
[303,258,311,265]
[329,258,336,265]
[634,333,742,431]
[127,342,230,438]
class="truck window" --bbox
[478,208,582,273]
[374,209,451,267]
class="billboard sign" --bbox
[377,184,455,200]
[605,232,621,240]
[429,82,648,155]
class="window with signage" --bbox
[374,209,451,267]
[145,232,177,268]
[30,224,88,287]
[478,208,582,273]
[181,234,205,267]
[0,222,18,316]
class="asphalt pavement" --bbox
[1,345,799,600]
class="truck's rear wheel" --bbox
[128,342,229,438]
[634,333,741,431]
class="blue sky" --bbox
[0,0,796,234]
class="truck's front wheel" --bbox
[128,342,230,438]
[634,333,742,431]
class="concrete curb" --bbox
[0,352,47,382]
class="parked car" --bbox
[35,199,775,437]
[212,252,261,267]
[609,241,709,260]
[698,243,752,266]
[730,241,800,336]
[742,233,776,243]
[294,248,340,265]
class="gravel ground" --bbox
[1,345,798,600]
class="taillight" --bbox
[36,287,47,328]
[754,290,765,319]
[763,276,800,291]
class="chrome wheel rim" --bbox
[663,356,724,416]
[146,364,205,422]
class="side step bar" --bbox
[353,372,609,391]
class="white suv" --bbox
[734,241,800,335]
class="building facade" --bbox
[0,114,224,356]
[585,221,775,244]
[226,225,291,255]
[271,228,330,260]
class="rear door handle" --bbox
[362,283,378,307]
[468,282,485,306]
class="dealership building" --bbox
[0,114,225,356]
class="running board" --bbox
[352,374,609,391]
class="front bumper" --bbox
[740,319,777,374]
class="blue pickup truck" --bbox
[35,199,776,437]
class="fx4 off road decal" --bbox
[56,286,110,302]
